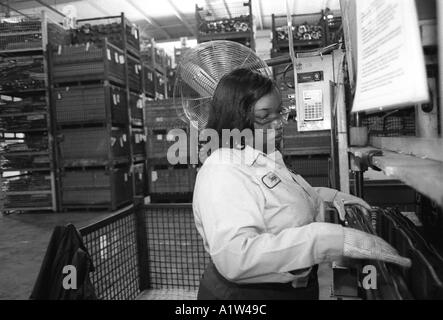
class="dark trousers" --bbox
[197,261,319,300]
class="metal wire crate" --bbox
[271,12,326,51]
[144,99,184,129]
[196,0,254,48]
[129,92,143,126]
[1,193,53,210]
[80,205,141,300]
[0,16,42,52]
[155,71,166,97]
[142,64,156,98]
[52,41,126,86]
[132,127,146,157]
[54,84,128,125]
[77,204,210,299]
[59,127,130,167]
[61,166,133,210]
[75,14,140,56]
[147,127,189,160]
[144,204,210,290]
[128,55,142,92]
[148,166,197,194]
[133,162,147,197]
[0,14,70,53]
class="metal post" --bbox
[134,201,150,291]
[438,1,443,137]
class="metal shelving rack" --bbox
[196,0,255,50]
[0,12,69,214]
[50,12,144,211]
[340,0,443,254]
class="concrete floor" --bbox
[0,211,111,300]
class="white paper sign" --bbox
[352,0,429,113]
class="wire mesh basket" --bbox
[74,15,140,53]
[0,14,70,52]
[52,42,125,85]
[196,0,251,35]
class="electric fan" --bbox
[173,40,272,130]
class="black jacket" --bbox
[30,224,97,300]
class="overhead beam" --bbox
[166,0,196,37]
[125,0,171,40]
[33,0,66,17]
[0,2,32,18]
[204,0,216,19]
[255,0,264,30]
[222,0,232,19]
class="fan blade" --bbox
[180,62,217,97]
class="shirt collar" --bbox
[242,145,285,167]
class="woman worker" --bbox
[192,68,410,300]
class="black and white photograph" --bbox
[0,0,442,307]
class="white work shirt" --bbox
[193,146,344,287]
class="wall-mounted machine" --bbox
[293,54,334,132]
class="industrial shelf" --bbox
[1,167,51,172]
[0,111,47,118]
[0,47,44,54]
[1,206,54,212]
[0,88,46,96]
[348,147,443,208]
[4,190,53,196]
[0,12,70,213]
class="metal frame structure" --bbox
[0,11,69,214]
[341,0,443,209]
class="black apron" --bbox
[197,261,319,300]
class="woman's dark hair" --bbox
[206,68,277,137]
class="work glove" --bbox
[343,227,412,268]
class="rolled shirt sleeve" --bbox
[193,164,345,284]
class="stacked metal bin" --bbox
[0,13,69,214]
[144,99,196,203]
[141,40,169,100]
[51,13,144,210]
[196,0,255,50]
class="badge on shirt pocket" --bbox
[261,172,282,189]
